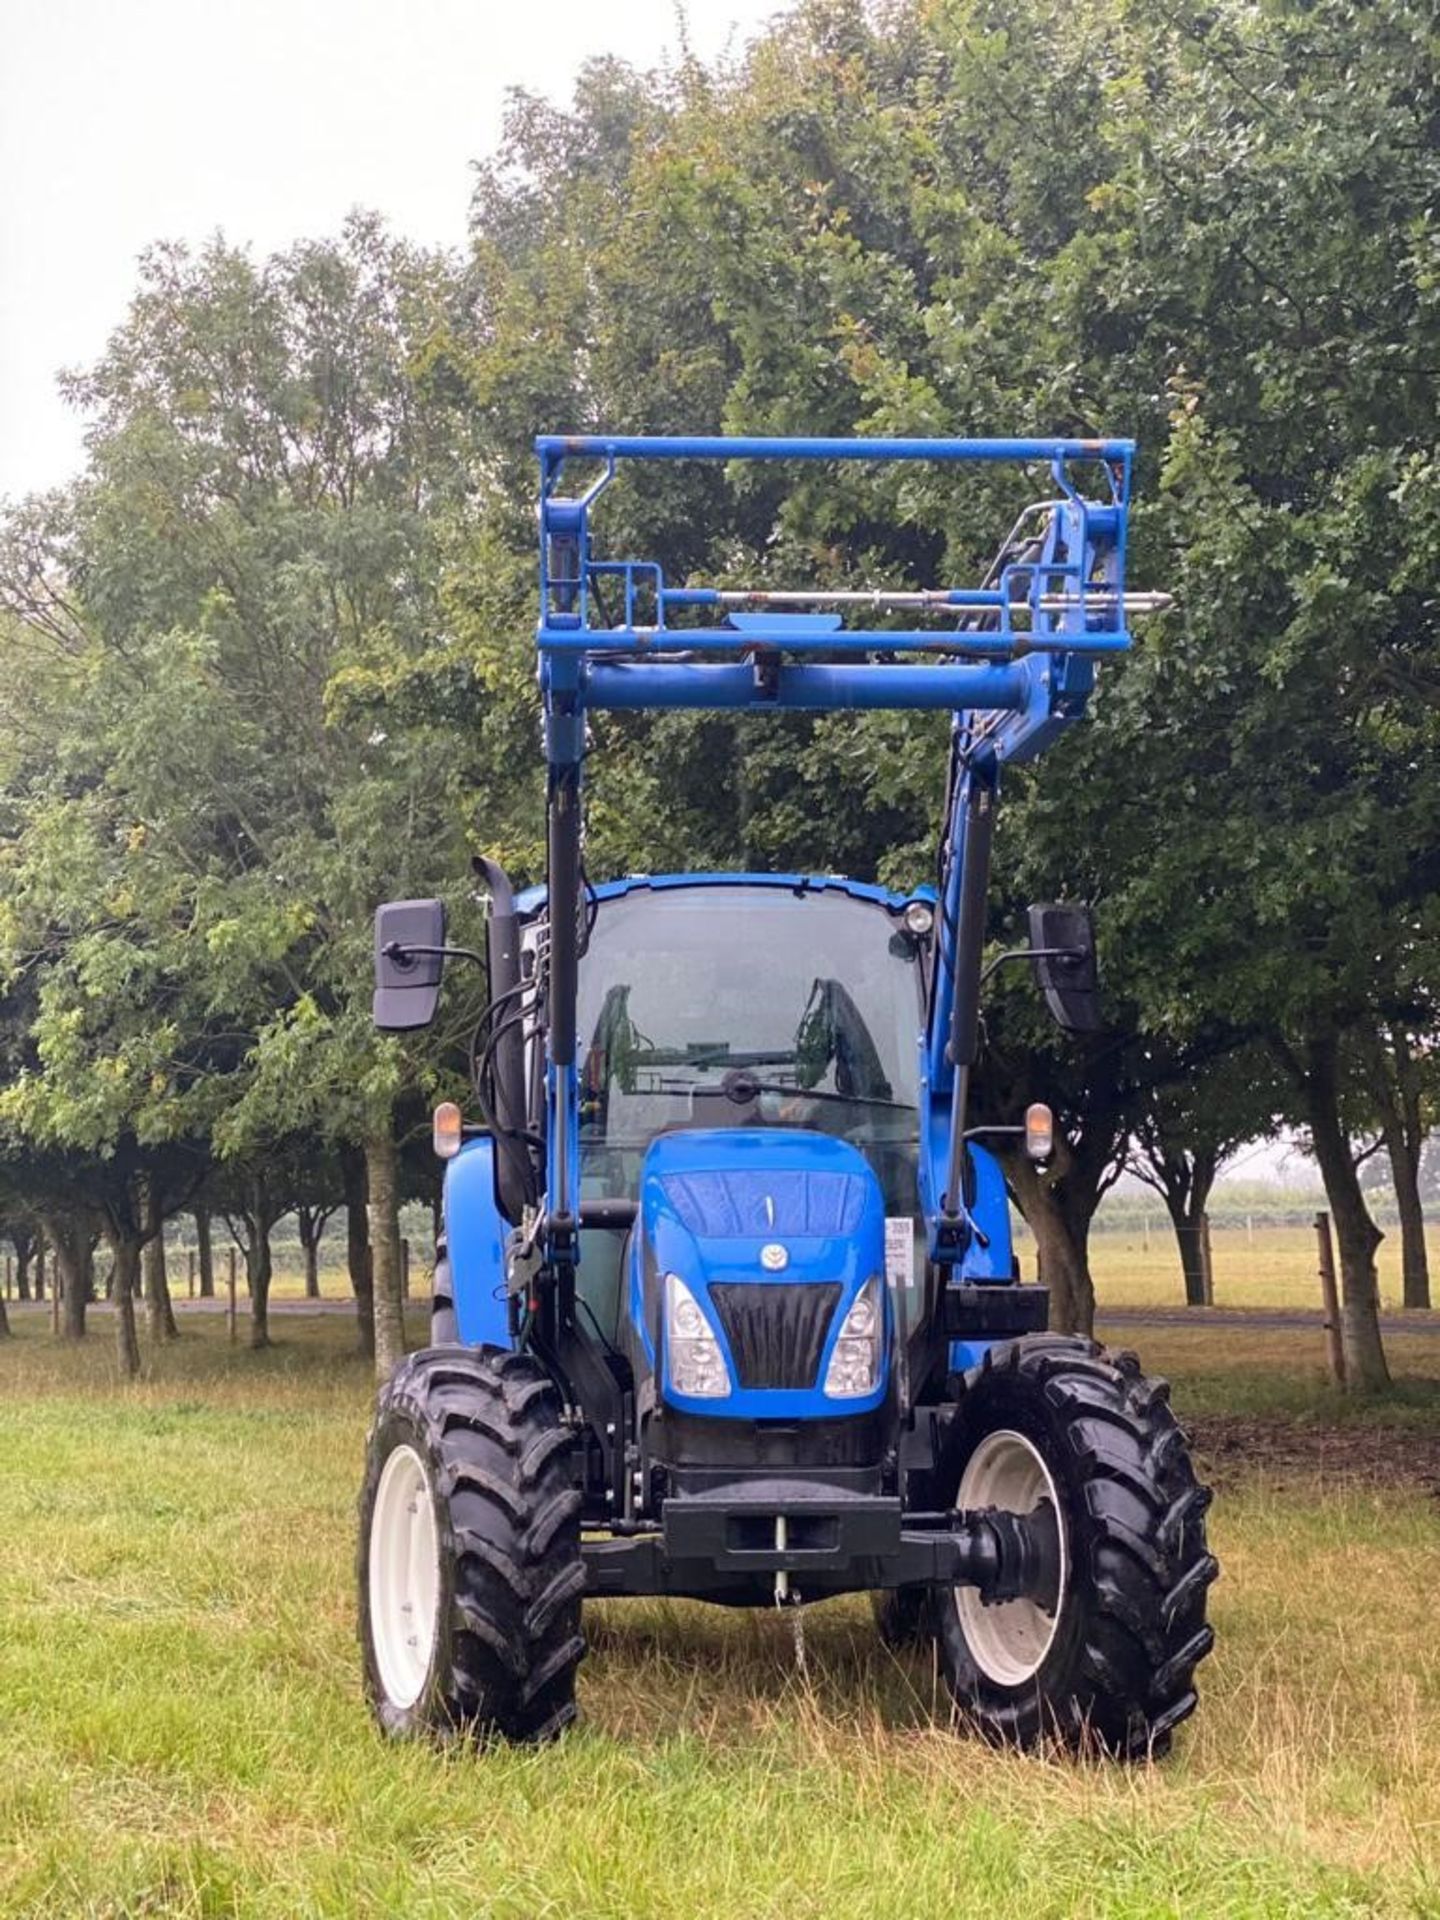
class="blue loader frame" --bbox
[386,432,1145,1602]
[359,438,1220,1758]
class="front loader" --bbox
[357,435,1217,1755]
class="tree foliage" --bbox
[2,0,1437,1385]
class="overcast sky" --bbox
[0,0,783,501]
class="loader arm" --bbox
[532,434,1139,1289]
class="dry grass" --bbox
[1085,1221,1440,1315]
[1,1311,1438,1918]
[235,1218,1440,1315]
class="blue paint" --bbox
[431,435,1139,1474]
[443,1137,512,1348]
[638,1130,889,1421]
[581,659,1034,708]
[537,434,1133,671]
[537,432,1131,463]
[949,1339,1001,1375]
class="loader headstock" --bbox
[528,434,1154,1273]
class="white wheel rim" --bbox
[368,1443,441,1710]
[954,1428,1068,1688]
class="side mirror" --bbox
[373,898,447,1031]
[1027,903,1102,1034]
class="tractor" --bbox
[357,435,1217,1756]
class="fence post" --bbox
[1314,1211,1346,1389]
[50,1253,61,1336]
[3,1253,10,1299]
[227,1245,238,1345]
[401,1237,410,1302]
[1142,1213,1150,1251]
[1200,1211,1215,1306]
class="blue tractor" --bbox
[357,436,1217,1756]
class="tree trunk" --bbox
[111,1238,142,1378]
[195,1202,215,1299]
[1161,1196,1215,1307]
[12,1230,33,1301]
[1004,1151,1096,1334]
[343,1144,375,1360]
[1033,1203,1095,1334]
[32,1231,45,1301]
[0,1289,9,1338]
[42,1214,93,1341]
[297,1208,323,1300]
[142,1182,178,1342]
[67,1241,94,1341]
[1367,1028,1431,1312]
[1299,1036,1391,1392]
[366,1126,405,1378]
[1385,1129,1431,1311]
[245,1175,275,1350]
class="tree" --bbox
[0,219,504,1376]
[1129,1044,1280,1307]
[193,1198,216,1299]
[295,1194,338,1301]
[1364,1024,1436,1310]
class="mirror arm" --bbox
[978,944,1083,987]
[380,941,484,970]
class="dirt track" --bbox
[1102,1304,1440,1339]
[1186,1413,1440,1495]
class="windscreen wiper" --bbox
[719,1067,911,1112]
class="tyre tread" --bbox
[933,1334,1217,1758]
[359,1344,586,1745]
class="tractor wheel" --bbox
[358,1345,586,1744]
[932,1335,1217,1758]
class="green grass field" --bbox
[3,1259,1439,1918]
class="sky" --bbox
[0,0,783,502]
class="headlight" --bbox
[824,1275,884,1398]
[664,1273,730,1399]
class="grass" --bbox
[222,1219,1440,1315]
[2,1296,1439,1917]
[1084,1221,1440,1316]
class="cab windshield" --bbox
[574,884,922,1212]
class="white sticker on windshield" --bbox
[885,1217,915,1292]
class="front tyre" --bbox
[358,1346,586,1743]
[934,1335,1218,1758]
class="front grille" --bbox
[708,1282,841,1390]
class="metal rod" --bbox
[541,625,1132,657]
[547,768,581,1070]
[538,433,1133,463]
[943,768,997,1216]
[582,661,1031,713]
[661,588,1172,614]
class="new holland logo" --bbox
[760,1243,789,1272]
